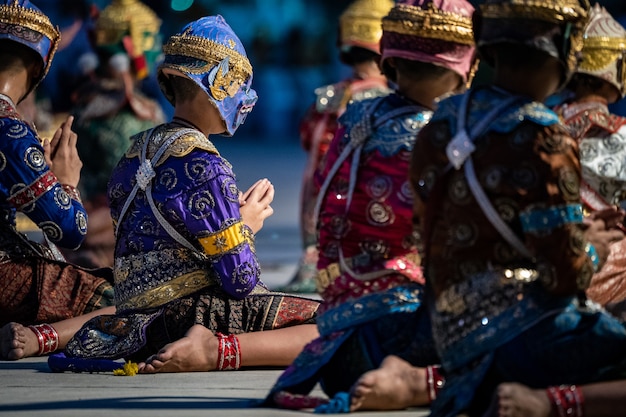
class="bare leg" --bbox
[349,355,429,411]
[138,323,319,373]
[0,306,116,360]
[494,380,626,417]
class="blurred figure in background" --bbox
[68,0,165,268]
[411,0,626,415]
[0,0,114,331]
[554,4,626,318]
[282,0,393,293]
[267,0,477,412]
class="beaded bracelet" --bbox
[28,323,59,356]
[426,365,445,403]
[216,333,241,371]
[547,385,584,417]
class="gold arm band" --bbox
[198,221,250,256]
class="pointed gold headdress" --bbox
[476,0,590,84]
[94,0,161,77]
[578,3,626,97]
[339,0,394,53]
[0,0,60,82]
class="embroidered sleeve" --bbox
[0,120,87,248]
[517,125,594,295]
[160,150,260,299]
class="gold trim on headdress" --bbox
[577,4,626,96]
[94,0,161,57]
[480,0,589,24]
[382,3,475,46]
[580,37,626,71]
[162,34,252,100]
[339,0,394,49]
[0,2,60,75]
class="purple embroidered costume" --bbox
[64,16,319,361]
[0,0,113,326]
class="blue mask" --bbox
[158,15,258,136]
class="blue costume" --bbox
[0,0,113,327]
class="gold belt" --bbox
[315,252,421,293]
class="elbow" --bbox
[55,232,87,250]
[220,260,261,300]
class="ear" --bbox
[29,61,43,81]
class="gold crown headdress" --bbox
[0,1,60,79]
[158,16,257,136]
[578,3,626,97]
[94,0,161,58]
[477,0,590,85]
[382,2,475,45]
[480,0,589,24]
[162,33,253,101]
[339,0,394,53]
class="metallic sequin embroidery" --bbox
[366,175,393,200]
[76,211,87,235]
[53,186,71,210]
[23,147,45,171]
[187,190,215,220]
[157,167,178,191]
[519,204,584,234]
[367,201,394,226]
[39,221,63,242]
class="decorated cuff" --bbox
[519,204,584,234]
[585,243,600,272]
[198,220,253,257]
[61,184,82,203]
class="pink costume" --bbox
[267,0,476,411]
[285,0,393,293]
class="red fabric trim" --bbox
[8,171,57,209]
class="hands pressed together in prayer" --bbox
[239,178,275,234]
[43,115,82,188]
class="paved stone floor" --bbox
[0,357,430,417]
[0,139,429,417]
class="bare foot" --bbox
[0,322,40,360]
[138,325,219,373]
[493,383,551,417]
[349,355,429,411]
